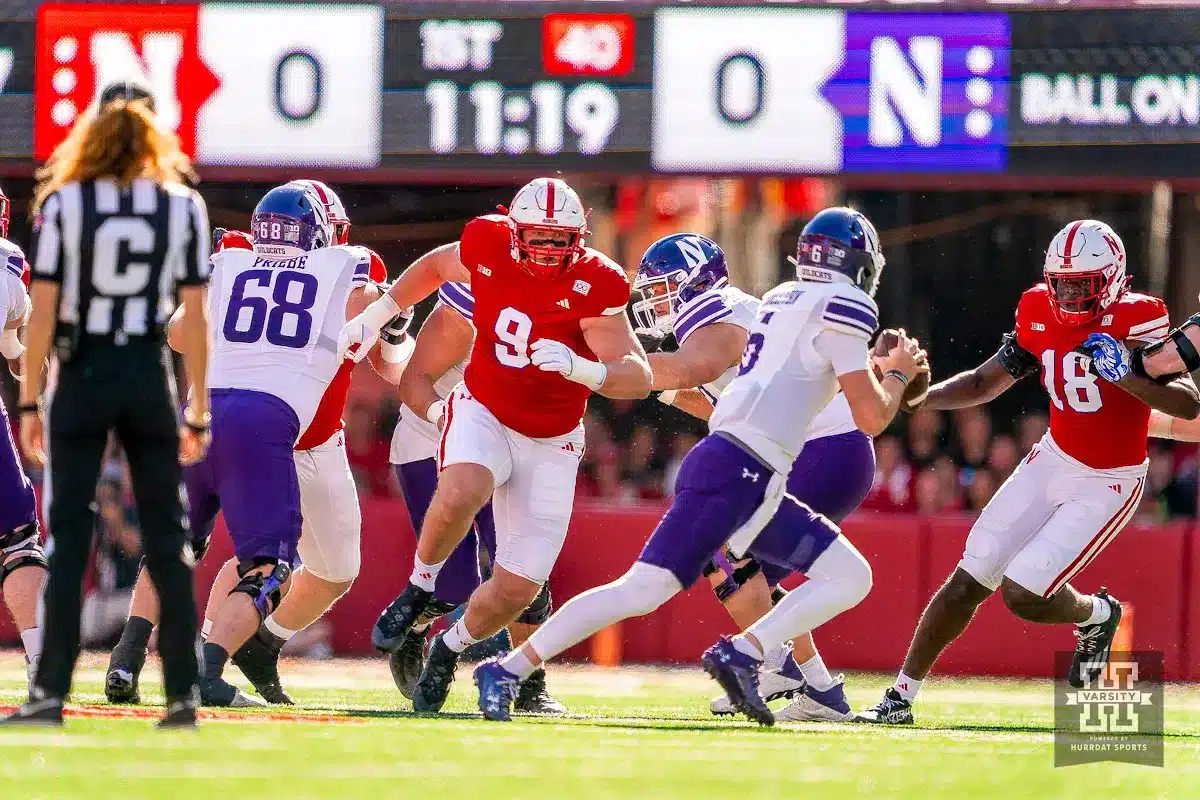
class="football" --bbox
[872,328,931,410]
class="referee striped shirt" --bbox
[32,178,210,343]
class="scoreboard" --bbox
[1,4,1199,178]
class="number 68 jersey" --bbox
[207,245,370,439]
[459,215,630,439]
[1015,283,1169,470]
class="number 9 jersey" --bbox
[459,215,631,439]
[1015,283,1169,470]
[207,244,371,442]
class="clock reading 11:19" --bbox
[424,80,620,156]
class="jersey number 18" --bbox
[1041,350,1102,413]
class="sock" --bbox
[264,616,298,641]
[201,619,213,640]
[19,626,42,666]
[893,671,922,702]
[441,618,480,653]
[410,556,447,592]
[731,634,764,660]
[111,616,153,673]
[1080,595,1112,627]
[501,649,537,681]
[798,653,835,691]
[202,642,229,682]
[763,644,789,671]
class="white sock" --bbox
[763,645,789,671]
[501,649,537,680]
[201,619,214,639]
[441,618,480,654]
[798,653,835,691]
[20,627,42,664]
[894,671,922,702]
[410,556,447,592]
[731,635,764,660]
[264,616,298,641]
[1080,595,1112,627]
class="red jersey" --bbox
[1015,284,1169,470]
[459,215,630,438]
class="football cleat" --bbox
[158,696,198,729]
[105,667,141,705]
[1069,589,1123,689]
[854,688,914,725]
[372,583,433,653]
[412,632,459,713]
[701,637,773,727]
[389,629,427,699]
[231,628,294,705]
[710,647,806,716]
[774,675,854,723]
[475,659,521,722]
[514,668,567,715]
[199,676,268,708]
[0,691,64,727]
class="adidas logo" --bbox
[557,298,570,309]
[561,442,578,453]
[1110,484,1122,494]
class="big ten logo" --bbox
[34,3,220,159]
[420,19,503,72]
[542,14,635,77]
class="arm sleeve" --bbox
[32,192,64,283]
[179,191,211,285]
[816,328,871,377]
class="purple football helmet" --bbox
[251,184,332,258]
[632,233,728,335]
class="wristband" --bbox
[884,369,910,388]
[426,400,445,425]
[360,293,403,334]
[567,357,607,391]
[380,334,415,365]
[658,389,678,406]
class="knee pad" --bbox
[0,524,47,586]
[230,558,292,621]
[517,584,553,625]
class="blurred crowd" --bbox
[341,393,1200,523]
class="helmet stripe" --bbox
[545,180,556,221]
[1061,220,1084,266]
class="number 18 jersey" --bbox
[207,245,370,440]
[1014,283,1169,470]
[458,215,630,438]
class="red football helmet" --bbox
[507,177,587,278]
[1043,219,1129,326]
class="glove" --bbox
[338,294,401,362]
[379,308,415,365]
[530,338,607,390]
[1079,332,1130,382]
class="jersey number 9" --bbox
[223,269,319,349]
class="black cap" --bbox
[98,80,156,113]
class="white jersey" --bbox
[390,281,472,464]
[710,280,877,474]
[674,284,859,442]
[207,245,369,440]
[0,237,29,326]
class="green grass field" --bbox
[1,651,1198,799]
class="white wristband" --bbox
[567,357,607,391]
[361,293,402,334]
[0,329,24,359]
[658,389,678,406]
[426,400,445,425]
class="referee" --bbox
[4,84,212,728]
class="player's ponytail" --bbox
[33,98,198,215]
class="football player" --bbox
[475,207,923,724]
[632,232,878,722]
[0,184,48,693]
[342,177,651,713]
[385,281,565,713]
[858,220,1200,725]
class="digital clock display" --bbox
[381,14,654,171]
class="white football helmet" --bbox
[290,179,350,245]
[507,177,587,277]
[1043,219,1128,326]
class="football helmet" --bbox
[1043,219,1128,326]
[788,207,885,298]
[291,179,350,245]
[251,184,332,258]
[632,233,728,335]
[507,177,587,277]
[0,183,9,239]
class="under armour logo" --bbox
[557,298,570,309]
[1110,484,1122,494]
[742,468,760,482]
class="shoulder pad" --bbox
[1119,293,1170,342]
[673,288,738,344]
[822,288,878,340]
